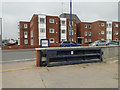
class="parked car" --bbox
[89,40,108,46]
[107,41,119,46]
[60,41,81,47]
[0,43,5,46]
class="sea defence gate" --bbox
[35,46,111,67]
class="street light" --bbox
[70,0,72,43]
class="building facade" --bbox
[19,21,30,46]
[19,14,77,47]
[19,13,120,47]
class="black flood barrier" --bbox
[38,48,103,67]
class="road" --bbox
[2,49,36,63]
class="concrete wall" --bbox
[100,46,119,59]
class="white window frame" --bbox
[40,28,45,33]
[115,31,118,35]
[85,39,87,42]
[109,23,112,28]
[24,24,28,28]
[61,20,66,26]
[24,39,28,44]
[85,31,87,36]
[49,19,54,23]
[115,24,118,27]
[89,32,91,36]
[24,32,28,38]
[61,29,66,34]
[89,24,91,29]
[40,18,45,24]
[31,39,33,45]
[50,38,55,43]
[101,31,104,35]
[49,29,54,33]
[84,24,87,28]
[89,39,91,42]
[101,23,104,27]
[109,31,112,34]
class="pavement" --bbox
[1,57,118,88]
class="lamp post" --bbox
[70,0,72,43]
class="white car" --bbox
[89,40,108,46]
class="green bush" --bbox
[84,41,92,44]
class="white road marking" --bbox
[0,58,36,63]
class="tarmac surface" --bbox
[2,57,118,88]
[2,49,36,63]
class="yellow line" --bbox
[0,67,40,73]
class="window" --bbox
[101,23,104,27]
[101,31,104,35]
[101,38,104,40]
[61,20,66,26]
[84,24,87,28]
[89,24,91,29]
[109,31,112,34]
[24,24,28,28]
[89,39,91,42]
[40,28,45,33]
[115,31,118,35]
[50,38,54,43]
[49,19,54,23]
[61,30,65,34]
[109,23,112,28]
[85,39,87,42]
[115,24,118,27]
[85,31,87,36]
[107,31,109,34]
[89,32,91,36]
[24,32,28,38]
[31,39,33,45]
[24,39,28,44]
[107,24,109,28]
[49,29,54,33]
[40,18,45,24]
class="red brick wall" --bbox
[46,16,60,47]
[77,22,92,44]
[77,21,107,44]
[92,21,107,42]
[2,45,39,50]
[19,22,30,45]
[30,14,39,46]
[112,22,119,40]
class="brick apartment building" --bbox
[18,13,120,47]
[77,21,120,44]
[18,13,78,47]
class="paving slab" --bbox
[2,57,118,88]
